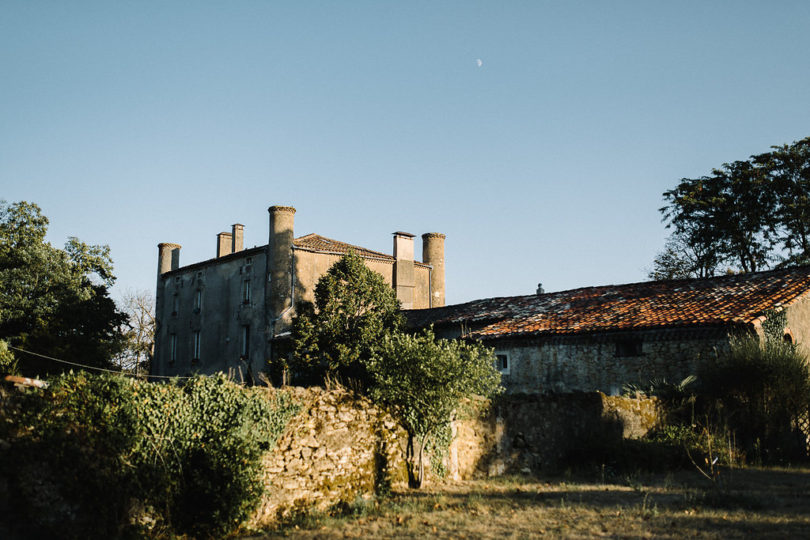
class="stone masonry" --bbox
[248,387,660,527]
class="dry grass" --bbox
[247,467,810,539]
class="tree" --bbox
[369,329,502,488]
[0,201,126,374]
[291,251,403,385]
[756,138,810,266]
[649,230,721,280]
[657,137,810,278]
[291,252,502,488]
[114,289,155,375]
[661,160,775,275]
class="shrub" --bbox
[0,339,17,374]
[697,336,810,463]
[0,372,299,538]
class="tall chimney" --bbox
[157,243,182,276]
[422,233,445,307]
[217,232,232,257]
[267,206,296,332]
[393,232,415,309]
[154,242,181,376]
[232,223,244,253]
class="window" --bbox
[242,279,251,304]
[172,294,179,315]
[496,353,510,375]
[169,334,177,364]
[194,289,202,312]
[241,325,250,359]
[193,331,201,361]
[615,340,643,357]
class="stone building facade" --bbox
[407,266,810,394]
[152,205,445,377]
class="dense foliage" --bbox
[630,325,810,471]
[0,372,299,538]
[291,253,503,488]
[654,137,810,279]
[696,336,810,463]
[291,250,403,385]
[370,329,502,487]
[0,200,127,373]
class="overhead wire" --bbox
[8,345,196,380]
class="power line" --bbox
[8,346,194,380]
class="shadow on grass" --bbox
[258,468,810,538]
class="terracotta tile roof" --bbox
[406,266,810,340]
[293,233,431,267]
[294,233,394,260]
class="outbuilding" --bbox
[406,266,810,394]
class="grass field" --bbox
[251,467,810,538]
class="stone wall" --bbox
[154,248,267,377]
[249,387,660,527]
[293,250,433,310]
[249,387,408,527]
[494,329,731,394]
[786,295,810,356]
[447,393,661,479]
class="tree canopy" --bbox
[291,250,403,385]
[370,329,502,487]
[655,136,810,279]
[0,201,126,374]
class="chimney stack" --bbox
[422,233,445,307]
[267,206,296,331]
[393,232,415,309]
[231,224,244,253]
[217,232,232,257]
[157,243,182,276]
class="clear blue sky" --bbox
[2,1,809,305]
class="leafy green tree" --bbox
[661,160,775,274]
[657,137,810,278]
[0,201,126,374]
[755,137,810,266]
[369,329,502,488]
[649,230,721,280]
[291,251,403,385]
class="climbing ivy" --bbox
[761,309,788,343]
[0,372,299,538]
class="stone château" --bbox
[152,205,445,378]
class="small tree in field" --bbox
[291,251,403,385]
[370,329,502,488]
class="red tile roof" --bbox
[294,233,430,267]
[406,266,810,340]
[294,233,394,260]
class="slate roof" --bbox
[294,233,430,267]
[405,266,810,340]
